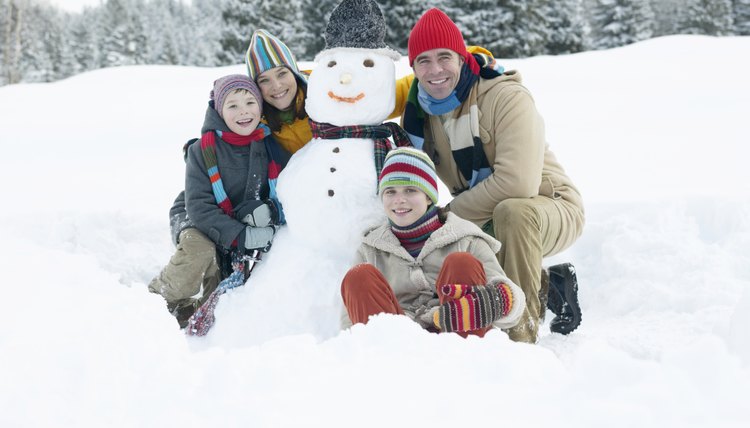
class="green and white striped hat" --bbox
[378,148,439,205]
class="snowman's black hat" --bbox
[316,0,400,61]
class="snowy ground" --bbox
[1,35,749,427]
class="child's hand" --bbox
[433,283,513,333]
[236,201,273,227]
[243,226,275,252]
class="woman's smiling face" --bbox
[256,66,298,110]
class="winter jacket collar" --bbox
[361,212,501,263]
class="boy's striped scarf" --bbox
[389,205,442,258]
[199,123,285,222]
[309,120,413,180]
[403,53,504,190]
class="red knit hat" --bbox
[408,8,467,65]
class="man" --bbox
[402,8,585,343]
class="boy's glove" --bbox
[235,200,274,227]
[243,226,275,252]
[433,283,513,333]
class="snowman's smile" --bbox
[328,91,365,103]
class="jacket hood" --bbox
[201,102,232,135]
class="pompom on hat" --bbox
[210,74,263,118]
[408,8,470,66]
[378,147,439,205]
[246,29,304,82]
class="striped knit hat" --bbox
[210,74,263,118]
[408,8,468,66]
[246,29,302,81]
[378,147,438,205]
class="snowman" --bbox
[198,0,409,347]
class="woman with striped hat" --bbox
[340,147,526,337]
[246,29,312,155]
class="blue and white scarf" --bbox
[403,53,504,190]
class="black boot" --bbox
[547,263,582,335]
[167,299,199,329]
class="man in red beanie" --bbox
[401,8,585,343]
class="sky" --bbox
[0,35,749,427]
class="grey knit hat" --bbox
[316,0,400,61]
[210,74,263,118]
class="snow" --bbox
[1,35,749,427]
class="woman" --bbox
[340,147,525,337]
[246,29,312,154]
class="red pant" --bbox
[340,252,490,337]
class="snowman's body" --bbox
[198,48,400,348]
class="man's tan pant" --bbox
[148,228,221,306]
[487,196,584,343]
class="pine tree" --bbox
[219,0,261,65]
[2,0,24,85]
[380,0,440,56]
[255,0,306,61]
[450,0,554,58]
[300,0,338,60]
[187,0,223,67]
[539,0,586,55]
[16,1,65,83]
[677,0,734,36]
[650,0,682,36]
[69,10,99,73]
[735,0,750,35]
[99,0,142,67]
[588,0,654,50]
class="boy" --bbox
[149,74,290,328]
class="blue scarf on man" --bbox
[403,53,504,190]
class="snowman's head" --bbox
[306,49,396,127]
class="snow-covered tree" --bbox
[219,0,262,65]
[649,0,681,36]
[539,0,586,54]
[185,0,223,67]
[98,0,146,67]
[735,0,750,35]
[677,0,734,36]
[587,0,654,50]
[380,0,442,56]
[2,0,25,85]
[69,9,100,73]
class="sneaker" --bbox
[547,263,582,335]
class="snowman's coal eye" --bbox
[363,59,374,67]
[327,61,337,67]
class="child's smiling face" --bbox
[221,89,261,136]
[381,186,431,227]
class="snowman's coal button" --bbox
[328,189,335,197]
[333,147,340,153]
[330,167,336,173]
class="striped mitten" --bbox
[433,283,514,333]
